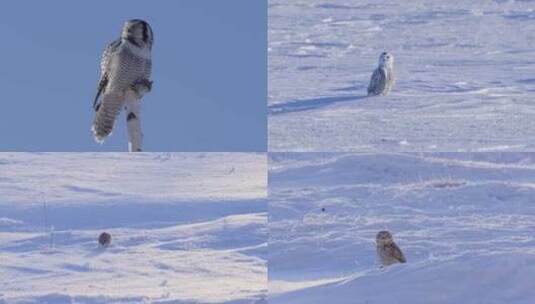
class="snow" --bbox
[268,0,535,151]
[268,153,535,303]
[0,153,267,304]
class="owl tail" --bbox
[92,91,125,143]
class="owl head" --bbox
[378,52,394,68]
[376,230,394,245]
[122,19,154,49]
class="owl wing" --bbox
[93,39,122,111]
[391,243,406,263]
[146,57,152,78]
[367,68,386,96]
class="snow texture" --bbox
[0,153,267,304]
[268,152,535,303]
[268,0,535,152]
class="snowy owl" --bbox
[98,232,112,247]
[376,230,406,266]
[367,52,395,96]
[92,19,153,151]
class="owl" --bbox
[376,230,406,266]
[367,52,395,96]
[92,19,153,151]
[98,232,112,247]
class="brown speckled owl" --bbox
[376,230,406,266]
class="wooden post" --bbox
[124,90,143,152]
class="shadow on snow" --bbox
[269,94,367,115]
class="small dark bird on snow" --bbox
[376,230,406,266]
[98,232,112,247]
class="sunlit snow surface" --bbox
[0,153,267,304]
[268,153,535,303]
[268,0,535,151]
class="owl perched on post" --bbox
[376,230,406,266]
[367,52,395,96]
[92,19,153,152]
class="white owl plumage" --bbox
[92,19,153,151]
[367,52,395,96]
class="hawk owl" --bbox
[92,19,153,151]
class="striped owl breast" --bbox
[110,47,151,89]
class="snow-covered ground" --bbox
[268,0,535,151]
[268,153,535,303]
[0,153,268,304]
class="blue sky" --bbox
[0,0,266,151]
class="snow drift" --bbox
[268,153,535,303]
[0,153,268,304]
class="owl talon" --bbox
[131,79,153,98]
